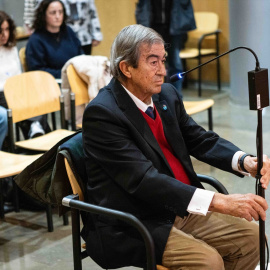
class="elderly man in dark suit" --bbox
[82,24,270,270]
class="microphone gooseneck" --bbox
[170,46,261,82]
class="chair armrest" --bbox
[197,174,229,195]
[62,194,157,270]
[198,30,222,51]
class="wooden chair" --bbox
[184,99,214,130]
[4,71,74,153]
[18,47,28,72]
[66,64,89,130]
[180,12,221,97]
[16,27,30,41]
[0,151,40,217]
[18,47,60,130]
[0,150,68,232]
[61,132,228,270]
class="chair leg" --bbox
[217,57,221,91]
[15,124,20,142]
[71,208,82,270]
[216,33,221,92]
[51,112,56,130]
[46,204,54,232]
[208,107,213,131]
[70,93,76,131]
[12,180,20,212]
[7,110,15,153]
[198,58,202,97]
[0,179,4,219]
[63,212,69,225]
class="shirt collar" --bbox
[121,84,154,112]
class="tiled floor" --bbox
[0,86,269,269]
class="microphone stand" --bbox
[171,46,269,269]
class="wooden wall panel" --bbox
[92,0,137,58]
[92,0,230,84]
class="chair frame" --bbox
[62,162,228,270]
[7,99,66,153]
[0,149,68,232]
[183,99,214,131]
[0,151,42,218]
[0,176,19,219]
[181,12,221,97]
[66,64,89,131]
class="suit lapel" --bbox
[154,95,197,181]
[110,79,173,174]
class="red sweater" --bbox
[141,108,191,185]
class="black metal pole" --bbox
[257,109,266,269]
[170,46,268,269]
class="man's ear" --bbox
[119,61,132,79]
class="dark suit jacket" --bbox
[82,78,241,268]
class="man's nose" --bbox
[157,62,167,76]
[2,30,8,38]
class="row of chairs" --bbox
[0,70,74,230]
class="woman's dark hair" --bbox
[0,10,16,47]
[33,0,67,31]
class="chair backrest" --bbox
[59,132,87,201]
[189,12,219,39]
[19,47,28,72]
[4,71,62,123]
[64,158,84,201]
[67,64,89,106]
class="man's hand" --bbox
[244,154,270,189]
[209,193,268,222]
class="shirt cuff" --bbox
[232,151,251,176]
[187,188,215,216]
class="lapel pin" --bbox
[162,105,167,111]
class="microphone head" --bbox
[170,73,182,82]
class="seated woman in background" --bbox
[0,11,19,147]
[26,0,84,79]
[0,10,45,141]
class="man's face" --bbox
[126,42,166,104]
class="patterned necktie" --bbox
[145,106,155,119]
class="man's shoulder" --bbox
[159,83,180,99]
[29,30,46,41]
[87,84,114,108]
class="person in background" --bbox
[26,0,84,79]
[135,0,196,96]
[0,10,46,140]
[24,0,102,54]
[0,11,18,149]
[82,24,270,270]
[0,106,7,150]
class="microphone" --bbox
[170,73,183,83]
[170,46,269,110]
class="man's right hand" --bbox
[209,193,268,222]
